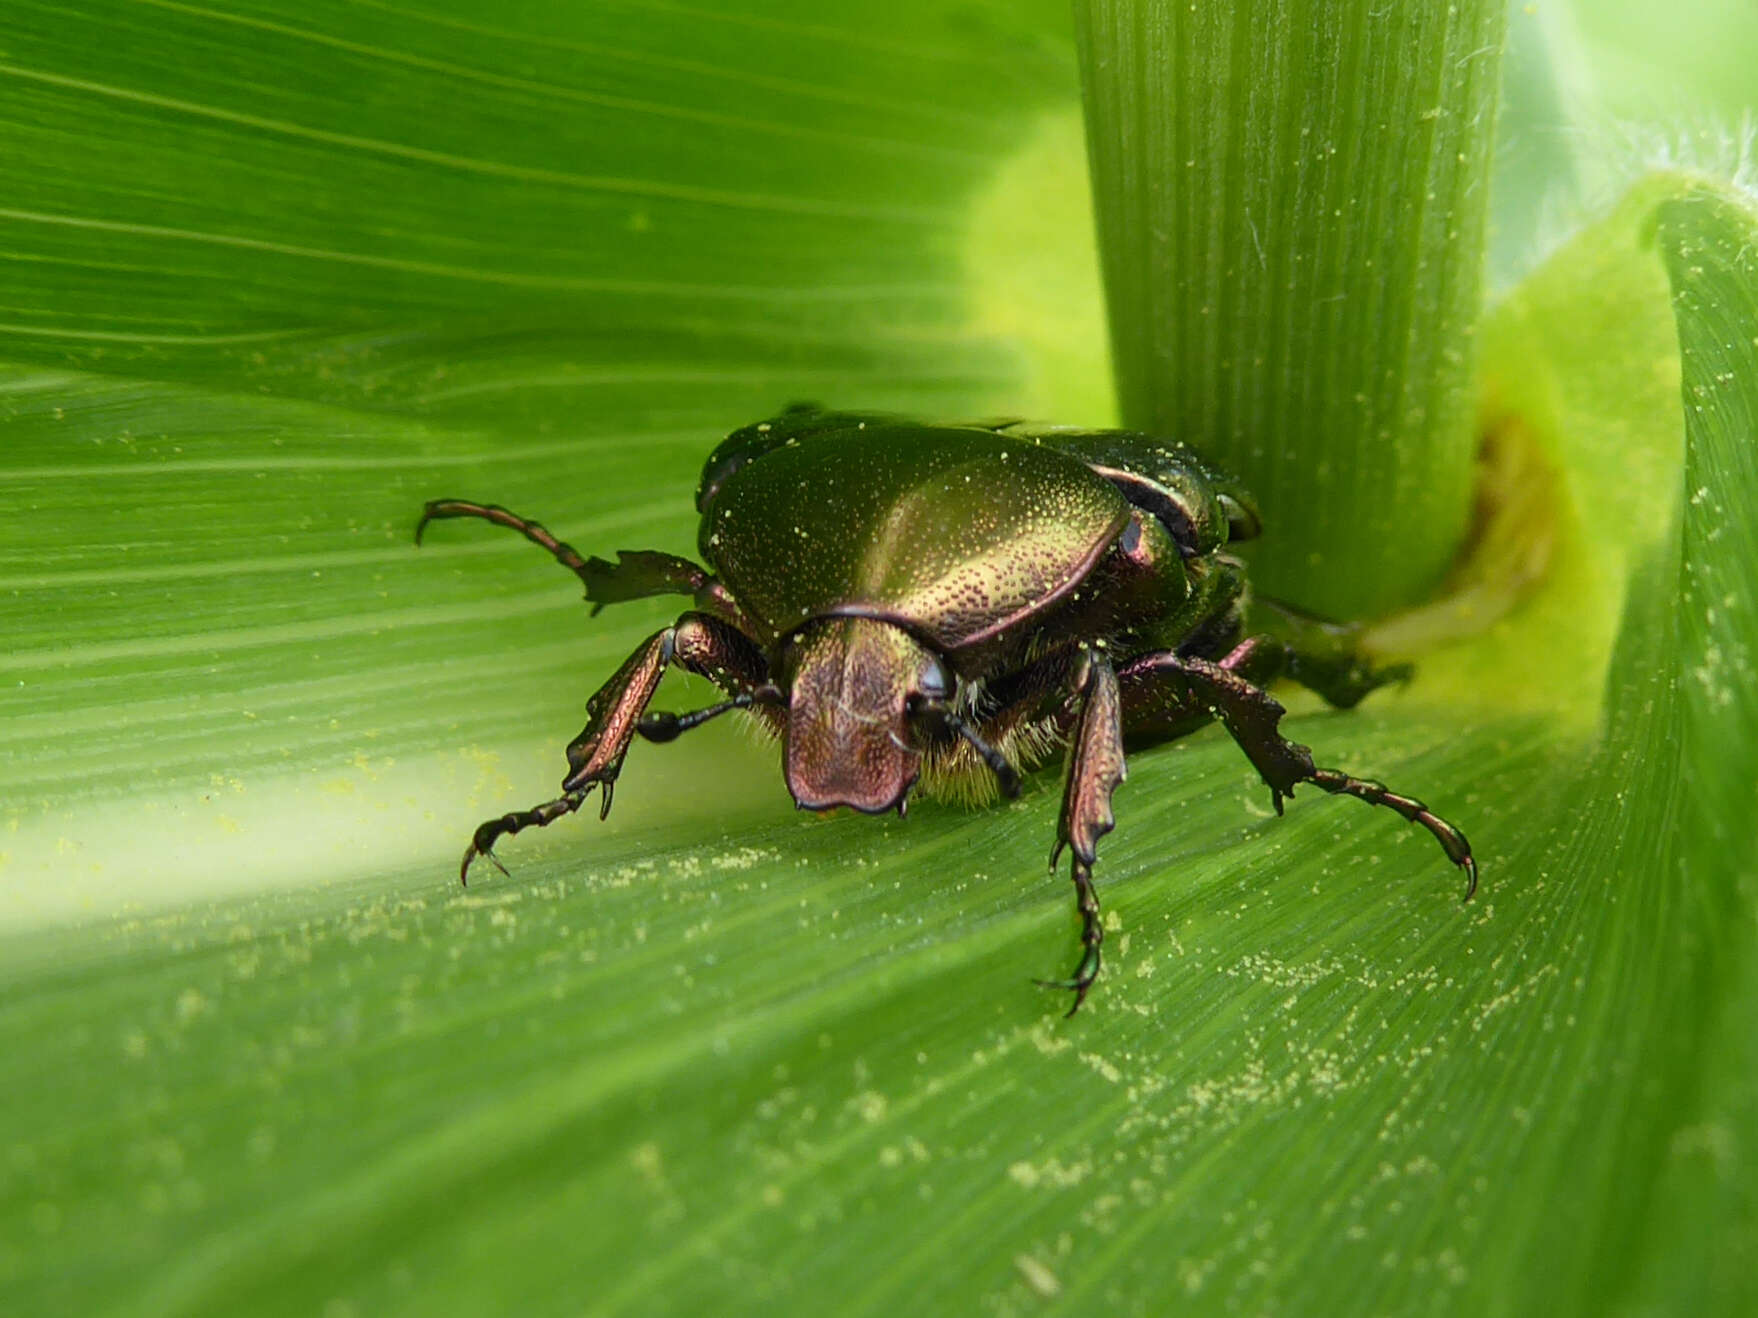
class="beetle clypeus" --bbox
[418,405,1475,1013]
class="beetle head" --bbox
[781,616,949,815]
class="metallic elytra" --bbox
[417,405,1476,1014]
[703,424,1129,653]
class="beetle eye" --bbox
[917,656,951,703]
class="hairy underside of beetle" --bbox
[725,663,1075,809]
[917,713,1066,807]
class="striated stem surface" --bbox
[1075,0,1505,616]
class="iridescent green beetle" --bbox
[418,405,1475,1013]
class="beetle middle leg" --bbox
[1118,646,1476,898]
[459,612,771,883]
[419,499,695,605]
[1159,558,1409,708]
[1240,595,1413,708]
[1038,646,1126,1015]
[416,499,754,626]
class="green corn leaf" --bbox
[2,4,1754,1317]
[1618,182,1758,1316]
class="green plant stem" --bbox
[1074,0,1504,617]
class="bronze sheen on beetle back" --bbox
[417,406,1476,1013]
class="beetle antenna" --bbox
[639,691,771,743]
[942,711,1021,799]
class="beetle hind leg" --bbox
[1121,646,1476,899]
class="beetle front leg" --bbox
[459,627,675,883]
[562,612,774,795]
[558,628,678,803]
[636,611,777,743]
[1120,646,1476,898]
[460,613,774,884]
[1039,647,1126,1015]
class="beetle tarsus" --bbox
[1035,858,1103,1015]
[1126,648,1476,899]
[458,841,512,887]
[416,499,593,577]
[1038,650,1125,1014]
[415,502,725,617]
[458,788,595,886]
[1306,768,1478,900]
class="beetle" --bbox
[417,405,1475,1012]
